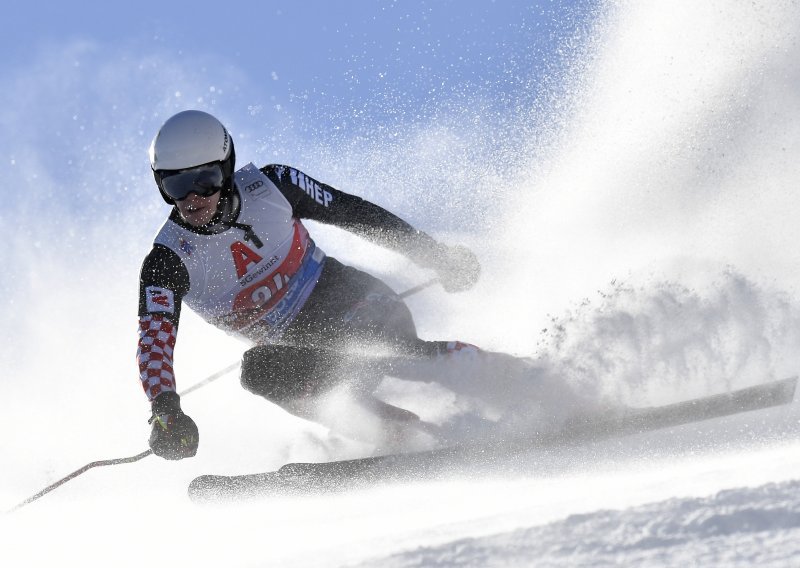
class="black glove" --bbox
[148,391,199,460]
[435,244,481,293]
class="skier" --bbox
[139,110,481,460]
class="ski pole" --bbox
[9,450,154,513]
[398,277,439,299]
[9,278,439,512]
[8,364,244,513]
[9,361,247,511]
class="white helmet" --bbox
[149,110,236,203]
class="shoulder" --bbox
[260,163,330,185]
[258,164,297,196]
[260,164,303,185]
[258,164,325,209]
[141,243,185,277]
[140,244,191,295]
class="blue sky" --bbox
[5,1,593,105]
[0,0,600,233]
[3,1,597,139]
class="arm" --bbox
[262,164,480,291]
[137,244,189,401]
[137,245,198,460]
[263,164,441,266]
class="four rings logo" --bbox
[245,180,264,193]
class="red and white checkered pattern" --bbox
[444,341,481,356]
[137,314,177,401]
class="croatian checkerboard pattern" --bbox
[137,314,177,400]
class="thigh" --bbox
[291,258,423,354]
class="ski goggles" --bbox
[157,163,226,201]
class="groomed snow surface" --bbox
[4,396,800,567]
[361,477,800,568]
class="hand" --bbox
[148,392,199,460]
[436,244,481,293]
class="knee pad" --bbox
[240,344,330,403]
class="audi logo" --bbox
[245,180,264,192]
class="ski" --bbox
[189,376,797,501]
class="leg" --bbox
[290,261,585,436]
[290,258,432,355]
[242,259,458,448]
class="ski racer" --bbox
[139,110,481,460]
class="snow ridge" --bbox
[356,479,800,568]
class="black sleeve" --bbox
[138,244,190,325]
[262,164,442,266]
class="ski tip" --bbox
[188,474,260,503]
[781,375,798,401]
[188,471,289,503]
[187,474,221,503]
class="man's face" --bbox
[174,190,222,227]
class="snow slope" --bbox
[3,404,800,567]
[360,476,800,568]
[3,0,800,567]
